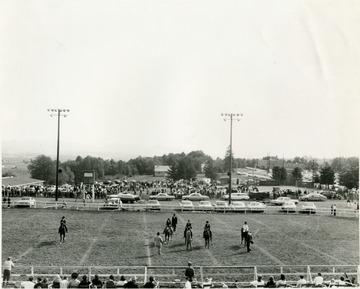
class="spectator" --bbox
[92,274,103,288]
[105,275,116,288]
[52,275,61,288]
[3,257,15,287]
[20,276,35,289]
[202,278,212,289]
[116,275,127,287]
[184,277,192,289]
[60,276,68,288]
[34,277,43,288]
[313,273,323,287]
[68,272,80,288]
[143,276,158,288]
[250,276,265,287]
[333,205,337,216]
[154,232,164,255]
[7,196,11,208]
[276,274,286,287]
[78,275,91,288]
[185,261,195,282]
[265,276,276,288]
[124,276,139,288]
[296,275,307,288]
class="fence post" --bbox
[88,267,91,281]
[55,202,57,209]
[31,266,34,276]
[254,266,258,281]
[60,268,63,275]
[200,266,204,284]
[144,266,147,285]
[280,266,283,274]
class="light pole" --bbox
[48,109,70,202]
[221,113,243,205]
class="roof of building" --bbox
[154,165,170,172]
[1,176,45,187]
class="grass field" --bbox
[2,208,358,269]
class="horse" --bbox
[203,228,212,249]
[240,228,247,246]
[58,223,68,244]
[163,226,173,243]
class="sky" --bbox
[1,0,360,161]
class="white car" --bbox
[198,201,213,211]
[146,200,161,211]
[182,193,209,201]
[281,201,297,212]
[107,192,140,203]
[213,200,229,211]
[271,197,299,206]
[149,193,175,201]
[16,197,36,208]
[222,193,250,201]
[229,201,247,212]
[179,200,194,211]
[247,201,267,213]
[300,202,316,214]
[101,198,122,210]
[300,193,327,202]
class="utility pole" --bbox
[48,109,70,202]
[221,113,243,205]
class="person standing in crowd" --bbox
[154,232,164,255]
[3,257,15,287]
[184,261,195,282]
[172,214,178,232]
[185,228,193,251]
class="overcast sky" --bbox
[1,0,359,161]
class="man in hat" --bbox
[185,261,195,282]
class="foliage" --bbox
[204,159,218,181]
[223,146,235,172]
[339,167,359,190]
[27,155,55,184]
[291,167,303,185]
[320,166,335,187]
[166,163,179,181]
[272,166,287,183]
[2,172,16,178]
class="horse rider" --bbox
[184,220,193,243]
[204,221,211,230]
[166,218,171,227]
[246,231,253,252]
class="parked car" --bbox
[300,193,327,202]
[229,201,247,212]
[16,197,36,208]
[146,200,161,211]
[101,198,122,210]
[179,200,194,211]
[247,201,267,213]
[149,193,175,201]
[280,201,297,212]
[213,200,229,211]
[198,201,213,211]
[300,202,316,214]
[182,193,209,201]
[271,197,299,206]
[108,192,140,203]
[222,193,250,201]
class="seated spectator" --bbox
[105,275,116,288]
[78,275,91,288]
[250,276,265,287]
[20,276,35,289]
[68,272,80,288]
[335,276,352,286]
[265,276,276,288]
[125,276,139,288]
[60,276,68,289]
[116,275,127,287]
[52,275,61,288]
[313,273,323,287]
[92,274,103,288]
[143,276,158,288]
[34,277,43,289]
[296,275,307,288]
[202,278,212,289]
[276,274,286,288]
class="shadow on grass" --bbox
[35,240,57,248]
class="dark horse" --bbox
[203,228,212,249]
[240,228,246,246]
[58,223,68,244]
[163,226,173,243]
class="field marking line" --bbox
[14,236,49,262]
[177,215,219,265]
[142,212,152,266]
[79,216,109,265]
[245,215,347,265]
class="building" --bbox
[153,165,170,177]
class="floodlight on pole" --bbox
[48,109,70,202]
[221,113,243,205]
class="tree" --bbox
[291,167,303,186]
[223,146,235,173]
[339,166,359,190]
[272,166,287,184]
[320,166,335,188]
[177,157,197,180]
[27,155,55,184]
[204,159,218,181]
[166,163,179,181]
[58,166,75,185]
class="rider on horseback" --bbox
[184,220,193,244]
[203,221,212,242]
